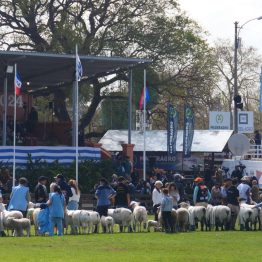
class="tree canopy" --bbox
[0,0,221,133]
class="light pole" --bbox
[233,16,262,133]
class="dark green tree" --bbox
[0,0,215,131]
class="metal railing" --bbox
[243,144,262,160]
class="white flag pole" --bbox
[143,69,146,181]
[12,63,17,187]
[75,45,79,184]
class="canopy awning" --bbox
[0,50,151,88]
[99,130,234,153]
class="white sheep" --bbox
[205,204,214,231]
[101,216,114,233]
[86,211,100,233]
[239,202,259,231]
[26,208,35,225]
[130,201,148,232]
[212,205,231,231]
[0,203,23,236]
[108,208,133,233]
[176,208,189,232]
[5,217,30,237]
[147,220,160,232]
[72,210,86,234]
[239,206,253,231]
[32,208,41,236]
[180,202,206,231]
[65,209,80,234]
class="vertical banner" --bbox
[183,105,194,158]
[259,66,262,112]
[167,104,178,156]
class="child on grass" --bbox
[160,188,174,233]
[47,185,65,236]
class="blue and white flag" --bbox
[259,67,262,112]
[76,53,83,82]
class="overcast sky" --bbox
[179,0,262,54]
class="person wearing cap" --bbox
[237,176,251,204]
[225,178,239,230]
[8,177,30,217]
[34,176,48,204]
[54,174,73,205]
[152,180,163,221]
[193,177,211,207]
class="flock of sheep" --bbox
[0,200,260,237]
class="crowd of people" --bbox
[0,164,261,236]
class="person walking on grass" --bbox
[47,185,66,236]
[160,188,174,233]
[8,177,30,218]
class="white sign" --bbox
[238,111,254,134]
[135,110,152,131]
[209,111,230,130]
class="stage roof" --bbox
[99,130,234,153]
[0,50,151,89]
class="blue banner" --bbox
[183,105,194,157]
[167,104,178,156]
[259,67,262,112]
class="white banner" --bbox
[209,111,231,130]
[238,111,254,134]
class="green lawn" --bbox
[0,231,262,261]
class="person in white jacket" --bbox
[67,179,81,210]
[152,180,163,221]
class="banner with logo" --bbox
[183,105,194,158]
[238,111,254,134]
[209,111,230,130]
[167,104,178,156]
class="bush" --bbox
[14,156,115,193]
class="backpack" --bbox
[196,185,209,202]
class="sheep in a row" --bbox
[108,208,132,233]
[206,205,231,231]
[101,215,114,233]
[130,201,148,232]
[180,202,206,231]
[239,202,260,231]
[0,203,23,236]
[5,217,31,237]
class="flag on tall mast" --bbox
[75,45,82,184]
[13,64,22,186]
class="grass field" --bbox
[1,231,262,261]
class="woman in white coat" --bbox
[152,180,163,221]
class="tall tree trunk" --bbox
[80,81,102,130]
[53,89,71,122]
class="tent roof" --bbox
[0,50,151,89]
[99,130,234,153]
